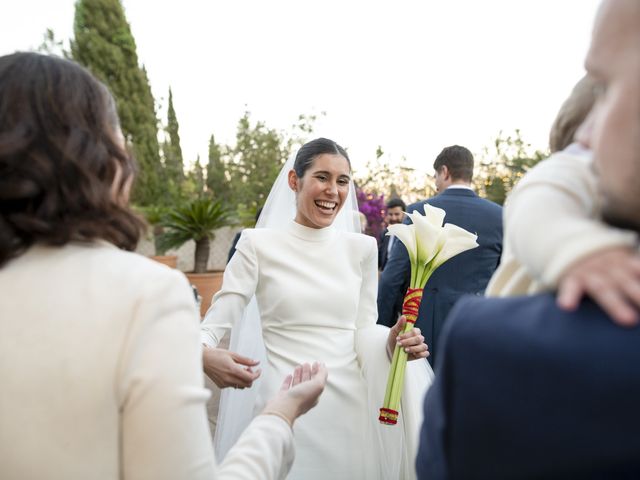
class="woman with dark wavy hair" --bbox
[0,52,326,479]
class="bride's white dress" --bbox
[201,220,434,479]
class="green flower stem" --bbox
[383,341,402,406]
[383,316,417,412]
[410,263,418,288]
[420,265,435,288]
[389,349,408,410]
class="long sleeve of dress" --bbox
[486,151,638,296]
[201,232,259,346]
[356,236,380,329]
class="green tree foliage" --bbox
[222,112,318,221]
[71,0,163,206]
[37,28,70,57]
[158,198,233,273]
[474,130,548,205]
[162,87,184,192]
[206,134,230,199]
[226,112,289,211]
[191,155,205,196]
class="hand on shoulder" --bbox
[557,246,640,326]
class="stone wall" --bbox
[136,226,242,272]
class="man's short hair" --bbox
[433,145,474,182]
[386,197,406,211]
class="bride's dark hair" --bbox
[293,138,351,177]
[0,52,146,267]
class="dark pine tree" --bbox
[71,0,163,206]
[162,87,185,199]
[205,134,230,199]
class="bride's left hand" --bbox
[387,315,430,361]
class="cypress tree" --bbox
[229,112,286,210]
[205,134,230,199]
[71,0,163,206]
[191,155,205,196]
[164,87,184,184]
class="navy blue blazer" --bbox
[417,294,640,479]
[378,228,391,270]
[377,188,502,365]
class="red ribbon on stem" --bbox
[402,288,423,325]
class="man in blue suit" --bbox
[377,145,503,366]
[378,197,406,272]
[417,1,640,477]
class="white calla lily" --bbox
[422,204,446,228]
[406,210,445,266]
[386,206,479,288]
[381,204,479,426]
[386,223,417,264]
[430,223,478,270]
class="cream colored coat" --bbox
[486,150,638,296]
[0,242,293,480]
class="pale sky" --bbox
[2,0,600,174]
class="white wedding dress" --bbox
[201,220,434,479]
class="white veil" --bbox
[213,151,360,461]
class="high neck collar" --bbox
[287,220,336,242]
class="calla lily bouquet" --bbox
[379,205,479,425]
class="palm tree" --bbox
[159,198,233,273]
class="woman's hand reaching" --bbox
[261,362,328,427]
[557,246,640,327]
[387,316,430,361]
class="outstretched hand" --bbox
[557,247,640,327]
[387,315,430,361]
[262,362,328,426]
[202,346,261,389]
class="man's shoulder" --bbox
[406,200,427,213]
[411,192,501,210]
[469,194,503,212]
[407,194,502,227]
[443,294,640,360]
[448,293,601,335]
[434,190,501,210]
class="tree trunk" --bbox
[194,238,210,273]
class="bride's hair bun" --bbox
[294,138,351,177]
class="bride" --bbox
[201,138,434,479]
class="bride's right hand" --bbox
[261,362,328,426]
[202,346,261,389]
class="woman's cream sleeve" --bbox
[502,152,637,290]
[118,266,293,480]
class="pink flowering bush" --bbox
[356,188,385,239]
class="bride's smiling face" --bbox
[288,153,351,229]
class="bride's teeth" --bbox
[316,201,336,210]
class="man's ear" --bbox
[288,170,298,192]
[441,165,451,180]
